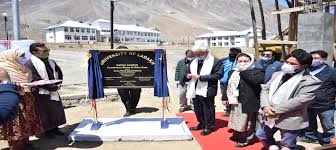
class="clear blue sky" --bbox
[272,0,288,6]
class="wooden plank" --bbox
[258,40,297,45]
[271,6,305,14]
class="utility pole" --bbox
[110,0,117,49]
[2,13,9,40]
[12,0,20,40]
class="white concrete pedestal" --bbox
[68,117,193,141]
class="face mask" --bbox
[311,59,324,67]
[39,52,49,59]
[17,56,28,65]
[198,56,206,60]
[236,63,250,69]
[281,63,296,74]
[261,56,273,62]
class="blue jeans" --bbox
[305,108,335,144]
[256,122,298,150]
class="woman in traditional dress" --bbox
[222,53,264,147]
[0,49,44,150]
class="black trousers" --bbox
[193,95,215,129]
[117,88,141,112]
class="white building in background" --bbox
[195,28,274,48]
[85,19,161,44]
[84,19,111,42]
[45,20,97,44]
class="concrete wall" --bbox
[297,12,334,64]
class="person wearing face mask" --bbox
[219,47,241,117]
[222,53,265,147]
[0,50,44,150]
[175,49,194,112]
[25,43,66,139]
[185,44,224,136]
[256,49,321,150]
[297,50,336,145]
[255,50,283,83]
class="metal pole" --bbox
[12,0,20,40]
[110,1,114,49]
[4,15,8,40]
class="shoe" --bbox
[235,142,250,147]
[297,136,319,144]
[123,111,136,117]
[44,131,56,139]
[52,128,65,136]
[230,135,240,142]
[178,108,185,113]
[189,125,205,131]
[200,128,214,136]
[25,143,40,150]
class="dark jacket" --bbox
[175,58,193,86]
[25,59,63,92]
[0,83,19,125]
[309,65,336,110]
[255,60,282,83]
[222,68,265,113]
[185,58,224,97]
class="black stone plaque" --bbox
[99,50,155,88]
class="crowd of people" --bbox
[0,42,335,150]
[175,45,336,150]
[0,43,66,150]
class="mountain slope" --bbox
[0,0,286,42]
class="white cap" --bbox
[191,45,199,52]
[198,44,208,52]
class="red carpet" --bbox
[176,112,263,150]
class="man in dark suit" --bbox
[186,45,223,136]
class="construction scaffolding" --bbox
[255,0,336,61]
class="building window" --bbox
[218,37,222,40]
[90,36,96,40]
[48,28,53,31]
[236,35,240,38]
[141,32,143,36]
[218,42,223,46]
[145,33,147,36]
[87,29,90,33]
[212,43,216,46]
[236,41,240,43]
[82,36,88,40]
[65,35,72,40]
[224,42,229,46]
[74,36,80,40]
[231,42,235,45]
[122,31,125,35]
[70,28,74,32]
[64,27,68,32]
[224,37,228,40]
[212,37,216,40]
[81,28,85,33]
[92,29,96,33]
[138,32,140,36]
[76,28,80,32]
